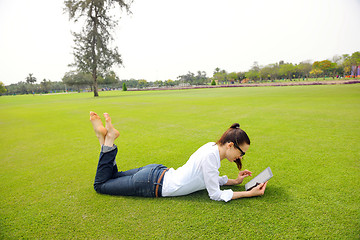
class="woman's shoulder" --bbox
[198,142,219,160]
[191,142,218,158]
[202,142,216,148]
[197,142,217,153]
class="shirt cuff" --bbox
[221,189,233,202]
[219,175,229,186]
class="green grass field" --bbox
[1,84,359,239]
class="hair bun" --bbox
[230,123,240,129]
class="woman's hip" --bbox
[95,164,168,197]
[133,164,168,197]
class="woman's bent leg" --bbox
[94,145,119,193]
[93,145,152,196]
[113,164,159,178]
[95,159,167,197]
[96,174,137,196]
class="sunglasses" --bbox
[233,142,245,157]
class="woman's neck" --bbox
[217,144,227,161]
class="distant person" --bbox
[90,112,268,202]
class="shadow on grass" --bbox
[105,190,212,203]
[155,185,291,204]
[93,184,290,204]
[222,184,290,203]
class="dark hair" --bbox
[216,123,250,170]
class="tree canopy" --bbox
[64,0,132,97]
[26,73,37,84]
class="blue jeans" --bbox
[93,145,168,197]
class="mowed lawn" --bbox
[0,84,359,239]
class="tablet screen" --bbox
[245,167,273,191]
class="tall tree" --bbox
[26,73,37,84]
[64,0,132,97]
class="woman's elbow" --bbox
[209,193,222,201]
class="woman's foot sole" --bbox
[90,111,107,145]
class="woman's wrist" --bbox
[225,178,241,186]
[235,178,242,185]
[232,191,251,199]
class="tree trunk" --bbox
[93,70,98,96]
[91,3,99,97]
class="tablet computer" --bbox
[245,167,273,191]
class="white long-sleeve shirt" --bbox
[161,142,233,202]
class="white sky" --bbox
[0,0,359,85]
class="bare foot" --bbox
[90,111,107,146]
[103,113,120,147]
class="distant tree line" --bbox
[2,51,359,95]
[4,73,68,95]
[214,51,360,84]
[120,51,360,88]
[3,71,120,95]
[5,80,67,95]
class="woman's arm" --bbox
[202,154,234,202]
[225,178,241,185]
[224,169,252,186]
[231,182,268,199]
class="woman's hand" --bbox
[231,182,268,199]
[248,181,268,197]
[235,169,252,184]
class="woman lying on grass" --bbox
[90,111,268,202]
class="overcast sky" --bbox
[0,0,359,85]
